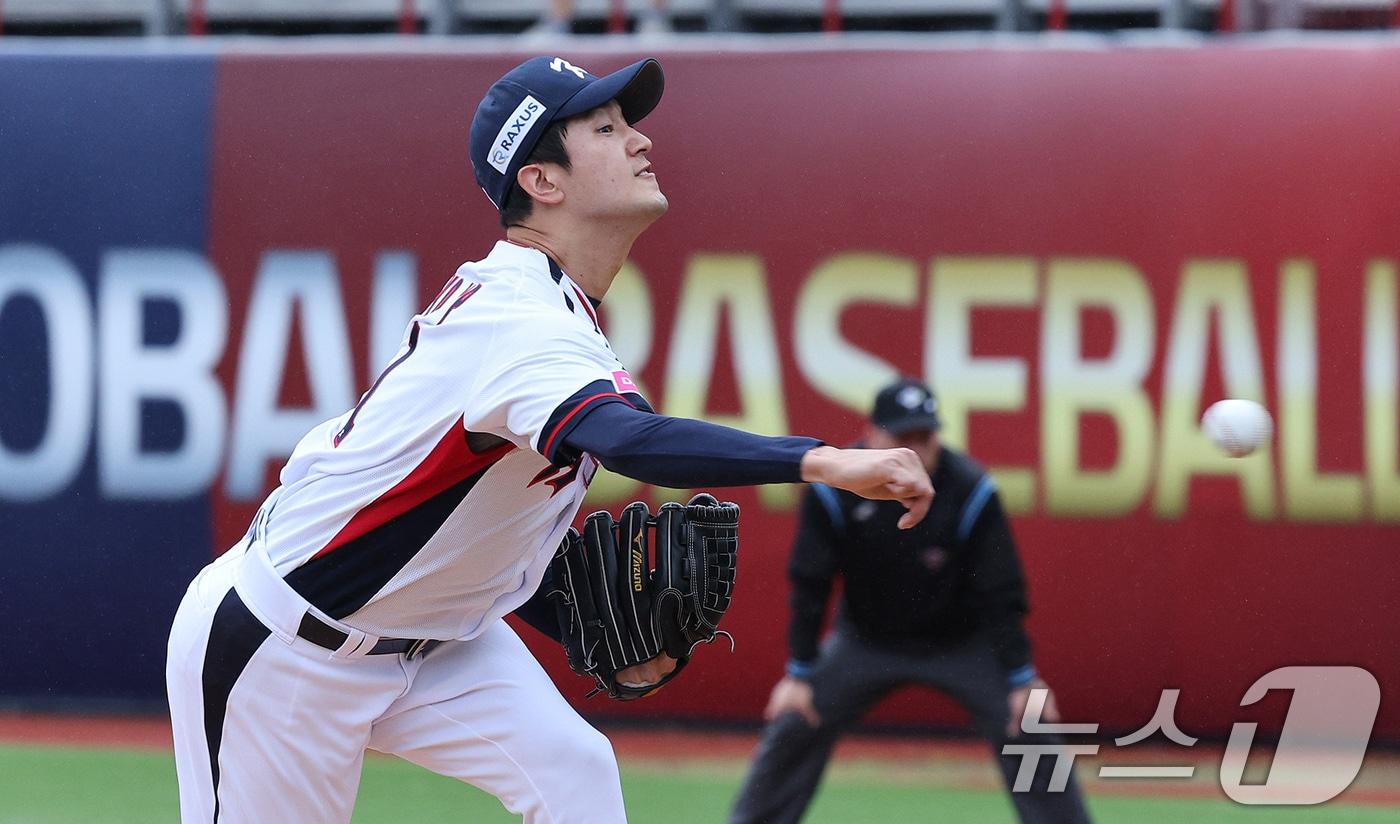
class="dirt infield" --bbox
[0,712,172,751]
[0,712,1047,763]
[0,712,986,758]
[3,712,1397,807]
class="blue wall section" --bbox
[0,56,215,707]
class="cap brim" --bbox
[879,416,941,435]
[556,58,664,124]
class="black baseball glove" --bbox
[546,493,739,700]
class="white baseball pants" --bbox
[166,542,626,823]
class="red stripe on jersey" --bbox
[541,392,626,460]
[570,284,600,331]
[310,421,515,561]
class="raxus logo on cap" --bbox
[469,55,666,211]
[488,95,548,174]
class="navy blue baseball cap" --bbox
[470,56,665,211]
[871,378,942,434]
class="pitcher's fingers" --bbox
[888,471,933,498]
[896,491,933,529]
[885,477,923,500]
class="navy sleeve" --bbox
[537,379,642,466]
[560,400,822,488]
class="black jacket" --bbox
[788,445,1033,676]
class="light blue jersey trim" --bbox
[1007,664,1038,688]
[811,483,845,531]
[957,476,998,542]
[786,659,817,680]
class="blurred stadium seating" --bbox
[1,0,1396,34]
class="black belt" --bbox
[296,613,442,660]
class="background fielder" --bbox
[729,378,1091,824]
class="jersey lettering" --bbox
[334,280,482,446]
[424,278,482,325]
[335,322,420,447]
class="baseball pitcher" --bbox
[165,56,933,823]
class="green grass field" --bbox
[0,743,1394,823]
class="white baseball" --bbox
[1201,399,1273,457]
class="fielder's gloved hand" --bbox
[546,493,740,700]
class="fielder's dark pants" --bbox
[729,629,1093,824]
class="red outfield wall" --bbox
[198,46,1399,739]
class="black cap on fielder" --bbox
[871,378,942,435]
[469,56,665,211]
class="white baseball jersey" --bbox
[252,240,645,640]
